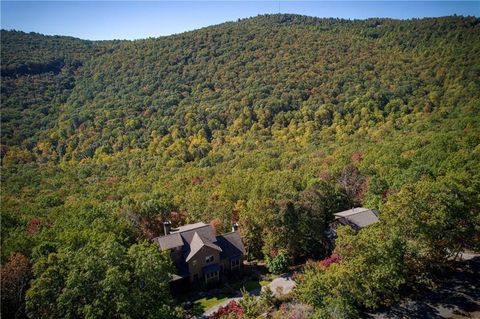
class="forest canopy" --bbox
[1,14,479,318]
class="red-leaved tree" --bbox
[210,300,244,319]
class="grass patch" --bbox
[190,277,272,312]
[194,294,230,310]
[232,279,264,292]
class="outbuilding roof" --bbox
[334,207,379,228]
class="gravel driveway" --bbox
[266,274,296,296]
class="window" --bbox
[205,255,214,263]
[206,271,218,280]
[231,259,241,268]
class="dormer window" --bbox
[206,255,214,263]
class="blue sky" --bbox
[1,1,479,40]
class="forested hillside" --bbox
[1,31,115,148]
[1,14,479,318]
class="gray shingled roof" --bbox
[173,223,217,244]
[154,222,246,280]
[216,231,246,260]
[154,222,245,272]
[185,232,222,262]
[174,222,208,232]
[153,233,183,250]
[334,207,379,228]
[154,222,217,252]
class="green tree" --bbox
[26,237,179,319]
[265,249,291,274]
[296,225,406,314]
[382,176,480,277]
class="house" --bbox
[325,207,380,250]
[153,222,245,284]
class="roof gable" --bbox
[154,222,217,252]
[185,232,222,262]
[175,224,217,244]
[216,231,246,260]
[153,222,245,264]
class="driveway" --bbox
[203,254,479,318]
[266,273,296,296]
[366,254,480,319]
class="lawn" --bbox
[194,294,230,310]
[190,278,272,311]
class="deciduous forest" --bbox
[1,14,479,318]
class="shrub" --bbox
[274,302,314,319]
[296,226,406,313]
[239,288,260,318]
[311,296,359,319]
[318,254,341,268]
[258,286,275,309]
[210,300,243,319]
[266,250,291,274]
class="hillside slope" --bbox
[2,15,479,161]
[1,31,114,148]
[1,14,479,319]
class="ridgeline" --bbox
[1,14,479,318]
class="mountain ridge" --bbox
[1,13,479,319]
[2,14,478,162]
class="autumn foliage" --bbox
[1,14,479,319]
[26,218,42,235]
[1,252,30,318]
[210,300,244,319]
[319,254,342,268]
[210,218,223,235]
